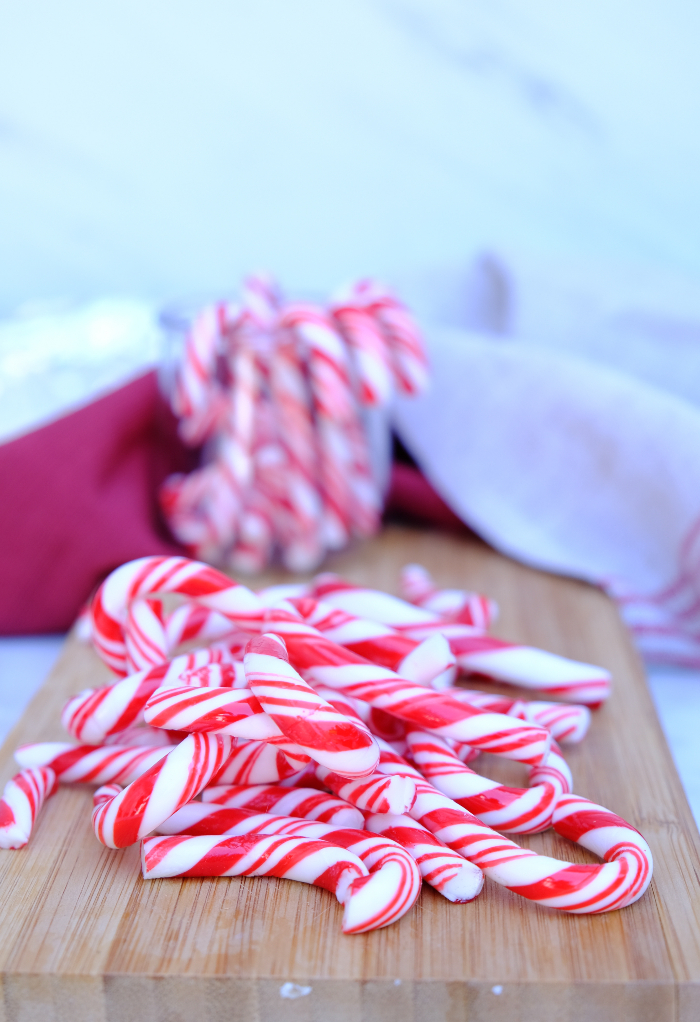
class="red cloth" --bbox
[0,371,194,634]
[384,462,471,534]
[0,373,466,634]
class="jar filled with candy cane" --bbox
[157,275,428,574]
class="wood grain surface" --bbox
[1,526,699,1022]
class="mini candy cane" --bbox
[528,740,573,796]
[157,804,421,933]
[0,767,57,849]
[330,293,393,408]
[141,832,371,929]
[271,620,550,764]
[62,647,240,744]
[312,575,611,706]
[15,742,170,786]
[200,783,364,828]
[143,685,281,741]
[268,327,324,571]
[409,781,652,913]
[400,564,497,629]
[208,740,302,786]
[91,556,263,677]
[314,766,417,816]
[405,731,556,834]
[353,280,429,397]
[167,308,216,448]
[244,634,378,778]
[365,813,484,903]
[282,303,355,550]
[287,597,456,686]
[92,733,232,848]
[171,302,226,446]
[124,597,241,676]
[447,690,590,744]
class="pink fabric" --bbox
[0,371,193,634]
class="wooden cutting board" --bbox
[1,526,700,1022]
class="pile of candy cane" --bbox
[161,276,428,573]
[0,556,652,934]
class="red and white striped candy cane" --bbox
[92,733,232,848]
[405,730,556,834]
[269,620,550,764]
[528,740,573,796]
[409,781,652,913]
[364,813,483,903]
[314,766,417,816]
[287,597,456,687]
[200,783,364,829]
[141,832,370,926]
[143,685,281,741]
[93,783,121,806]
[400,564,497,629]
[244,634,378,778]
[268,327,324,571]
[90,556,263,676]
[171,302,226,446]
[62,647,240,744]
[351,280,428,397]
[330,293,394,408]
[101,725,180,748]
[281,303,354,550]
[0,767,57,849]
[446,690,590,744]
[157,804,421,933]
[124,597,237,674]
[312,575,611,706]
[309,685,409,752]
[207,740,302,786]
[16,742,170,786]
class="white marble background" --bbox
[1,0,699,315]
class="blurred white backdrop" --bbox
[1,0,699,314]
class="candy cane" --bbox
[141,833,371,926]
[62,647,240,744]
[268,327,324,571]
[408,781,652,913]
[91,556,263,676]
[244,634,378,778]
[101,725,179,748]
[92,733,232,848]
[200,783,363,829]
[287,597,456,687]
[171,303,226,446]
[143,685,282,741]
[281,303,355,549]
[405,730,556,834]
[330,295,394,408]
[528,740,573,796]
[311,575,611,705]
[207,740,302,786]
[399,564,497,629]
[314,766,417,816]
[15,742,170,786]
[445,690,591,744]
[0,767,57,849]
[268,618,550,764]
[350,280,428,396]
[364,813,483,903]
[155,804,421,933]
